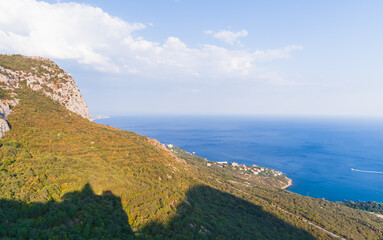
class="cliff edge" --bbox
[0,54,91,137]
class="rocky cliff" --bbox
[0,54,91,138]
[0,99,17,138]
[0,119,10,138]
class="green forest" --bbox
[343,200,383,215]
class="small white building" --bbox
[167,144,174,148]
[217,161,227,164]
[207,163,211,167]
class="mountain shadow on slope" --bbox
[140,185,317,240]
[0,184,134,239]
[0,184,317,239]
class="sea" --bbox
[95,116,383,203]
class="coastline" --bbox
[282,178,293,189]
[95,116,383,202]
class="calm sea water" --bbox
[95,116,383,202]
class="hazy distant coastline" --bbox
[91,115,110,120]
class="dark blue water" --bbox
[95,116,383,202]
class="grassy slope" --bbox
[1,88,192,228]
[0,57,381,239]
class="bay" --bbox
[95,116,383,202]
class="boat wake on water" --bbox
[350,168,383,174]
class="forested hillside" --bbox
[343,200,383,215]
[0,55,382,239]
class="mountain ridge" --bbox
[0,54,91,139]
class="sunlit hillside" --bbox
[0,55,382,239]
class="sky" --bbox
[1,0,383,116]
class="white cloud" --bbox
[205,29,248,45]
[0,0,145,71]
[0,0,302,83]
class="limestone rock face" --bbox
[0,101,12,118]
[0,119,10,138]
[0,99,19,137]
[0,55,91,121]
[0,54,92,138]
[24,71,91,120]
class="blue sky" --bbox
[1,0,383,116]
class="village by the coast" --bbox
[166,144,285,178]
